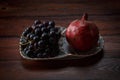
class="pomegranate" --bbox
[65,13,99,51]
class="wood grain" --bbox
[0,0,119,17]
[0,58,120,80]
[0,0,120,80]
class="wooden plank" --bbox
[0,58,120,80]
[0,0,118,4]
[0,0,120,17]
[0,36,120,60]
[0,38,20,60]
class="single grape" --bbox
[56,31,61,39]
[49,21,55,27]
[25,50,34,58]
[36,53,43,58]
[28,44,34,50]
[33,36,39,41]
[41,27,49,33]
[38,40,45,48]
[22,27,33,36]
[49,30,55,37]
[45,48,51,54]
[26,27,33,32]
[43,21,49,27]
[34,20,41,25]
[29,34,35,40]
[41,32,49,40]
[47,25,53,30]
[22,31,28,36]
[26,33,31,40]
[34,27,42,36]
[49,37,57,45]
[24,47,28,53]
[38,24,44,28]
[42,52,48,58]
[34,42,38,49]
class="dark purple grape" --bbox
[49,21,55,27]
[50,28,61,40]
[28,44,34,50]
[34,42,38,48]
[49,37,57,45]
[38,48,45,53]
[54,27,59,32]
[26,27,33,32]
[22,31,28,36]
[38,40,44,45]
[25,50,34,57]
[50,50,59,57]
[38,40,45,48]
[41,33,49,40]
[34,49,39,54]
[32,24,41,30]
[42,53,48,57]
[45,48,51,53]
[41,27,49,32]
[26,33,31,39]
[31,25,36,29]
[22,27,33,36]
[36,53,43,58]
[49,37,53,43]
[29,34,35,40]
[38,24,44,28]
[47,25,53,30]
[34,28,42,36]
[35,48,46,57]
[50,27,58,32]
[24,47,28,52]
[49,30,56,37]
[20,37,28,44]
[56,32,61,39]
[34,20,41,25]
[33,36,39,41]
[43,21,49,27]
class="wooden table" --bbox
[0,0,120,80]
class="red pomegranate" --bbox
[65,13,99,51]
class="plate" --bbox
[19,27,104,60]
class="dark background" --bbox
[0,0,120,80]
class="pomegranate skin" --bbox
[65,14,99,51]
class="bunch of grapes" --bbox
[20,20,61,58]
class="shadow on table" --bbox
[21,50,104,71]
